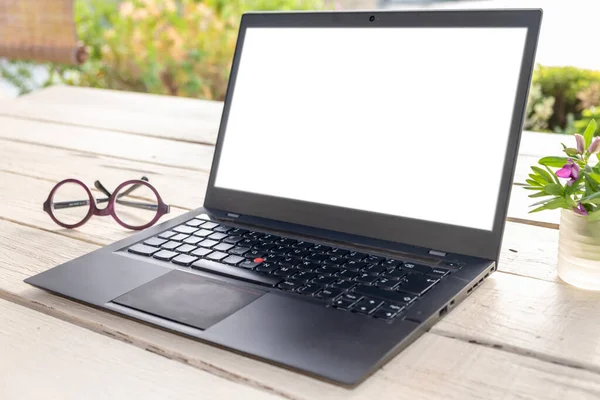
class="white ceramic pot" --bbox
[558,209,600,290]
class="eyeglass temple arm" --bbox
[52,177,162,211]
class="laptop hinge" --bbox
[226,213,240,219]
[428,250,447,257]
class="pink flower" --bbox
[575,134,585,154]
[556,158,580,185]
[589,137,600,154]
[574,203,588,216]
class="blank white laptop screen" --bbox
[214,27,528,231]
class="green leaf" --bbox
[565,195,578,208]
[531,166,553,183]
[584,119,598,150]
[526,179,542,187]
[539,156,570,168]
[545,166,560,184]
[588,172,600,184]
[529,174,547,186]
[588,210,600,222]
[530,197,559,207]
[581,192,600,205]
[528,191,551,198]
[523,186,542,191]
[543,184,564,196]
[529,197,568,213]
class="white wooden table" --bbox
[1,85,600,399]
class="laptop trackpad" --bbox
[112,271,265,330]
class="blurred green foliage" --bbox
[0,0,325,100]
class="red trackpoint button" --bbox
[254,258,264,263]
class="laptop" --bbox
[26,10,541,386]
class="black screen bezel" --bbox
[204,10,542,261]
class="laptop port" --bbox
[450,299,455,306]
[439,305,449,317]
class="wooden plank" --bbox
[0,219,599,399]
[0,139,208,210]
[0,116,215,171]
[4,87,222,144]
[0,299,276,400]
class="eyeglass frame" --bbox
[43,177,170,230]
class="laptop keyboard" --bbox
[126,214,454,321]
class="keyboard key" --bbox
[264,255,284,264]
[229,246,250,256]
[191,247,212,257]
[278,257,301,268]
[246,231,264,239]
[144,237,167,247]
[223,236,243,244]
[245,249,267,259]
[365,255,384,264]
[172,254,198,266]
[293,271,319,283]
[428,268,450,278]
[365,264,387,275]
[183,236,203,245]
[343,260,367,272]
[353,298,382,314]
[375,278,398,290]
[255,263,279,274]
[161,241,181,251]
[316,288,343,301]
[373,306,400,320]
[171,233,190,242]
[206,251,228,261]
[387,303,407,313]
[240,239,259,247]
[191,259,282,287]
[276,238,297,246]
[306,254,328,263]
[382,268,407,280]
[193,229,213,238]
[332,279,355,291]
[328,248,349,257]
[213,225,233,233]
[397,275,439,296]
[200,222,218,230]
[195,213,211,221]
[278,279,303,291]
[332,297,355,310]
[213,243,234,252]
[297,284,322,296]
[383,259,402,268]
[176,244,197,254]
[345,251,367,261]
[314,265,341,276]
[185,219,205,227]
[355,273,378,285]
[342,293,362,303]
[208,232,228,241]
[402,263,431,274]
[223,255,245,265]
[158,231,177,240]
[199,239,219,248]
[274,267,296,278]
[312,275,336,286]
[311,244,332,254]
[128,244,160,256]
[337,269,357,279]
[292,241,313,249]
[270,246,291,255]
[353,285,415,304]
[173,225,198,235]
[260,234,279,243]
[324,256,345,266]
[255,242,276,251]
[288,249,310,258]
[297,261,319,272]
[230,228,249,236]
[239,260,262,269]
[153,249,179,261]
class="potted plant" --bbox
[526,120,600,290]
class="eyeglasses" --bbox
[44,177,170,230]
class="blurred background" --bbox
[1,0,598,136]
